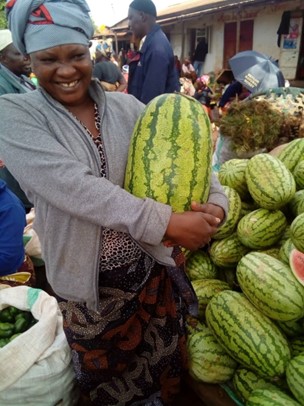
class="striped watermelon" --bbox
[233,368,278,403]
[293,160,304,190]
[191,278,230,318]
[218,158,250,200]
[213,185,242,240]
[279,238,296,264]
[124,93,212,212]
[245,154,296,210]
[209,233,250,268]
[206,291,291,378]
[288,190,304,218]
[247,388,301,406]
[290,338,304,356]
[277,319,304,339]
[277,138,304,172]
[278,224,291,246]
[290,214,304,252]
[237,208,287,249]
[237,252,304,321]
[186,250,218,281]
[187,321,238,383]
[286,353,304,405]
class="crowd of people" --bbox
[0,0,228,405]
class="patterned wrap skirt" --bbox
[58,248,196,406]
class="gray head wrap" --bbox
[6,0,94,54]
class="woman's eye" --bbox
[40,58,55,63]
[74,53,85,59]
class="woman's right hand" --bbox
[163,211,220,251]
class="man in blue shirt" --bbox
[127,0,180,104]
[0,180,26,276]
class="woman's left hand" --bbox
[190,201,225,226]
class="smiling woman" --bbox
[0,0,228,405]
[30,45,93,112]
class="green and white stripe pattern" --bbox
[236,252,304,321]
[277,138,304,172]
[286,353,304,405]
[218,158,250,200]
[237,208,287,249]
[124,93,212,212]
[213,185,242,240]
[187,323,237,383]
[209,233,250,268]
[232,368,278,403]
[245,154,296,210]
[186,250,218,281]
[247,388,301,406]
[291,213,304,252]
[205,291,291,378]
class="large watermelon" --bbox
[237,208,287,249]
[237,252,304,321]
[205,291,291,378]
[124,93,212,212]
[245,153,296,210]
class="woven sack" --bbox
[0,287,78,405]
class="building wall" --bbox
[164,0,303,80]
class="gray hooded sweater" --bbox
[0,80,228,310]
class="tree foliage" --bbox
[0,0,7,29]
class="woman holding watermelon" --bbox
[0,1,228,405]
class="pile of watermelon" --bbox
[186,138,304,406]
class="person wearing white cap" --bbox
[0,29,34,213]
[0,29,35,95]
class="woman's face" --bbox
[30,44,92,107]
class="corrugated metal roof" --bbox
[110,0,271,31]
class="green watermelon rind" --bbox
[290,214,304,253]
[286,353,304,406]
[246,387,301,406]
[245,153,296,210]
[205,291,291,378]
[237,252,304,322]
[124,93,212,212]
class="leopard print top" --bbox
[79,103,142,271]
